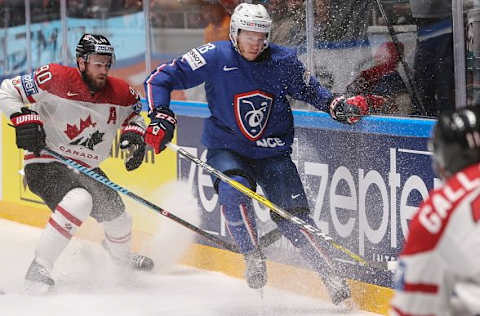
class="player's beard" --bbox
[81,70,107,93]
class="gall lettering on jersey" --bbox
[418,172,480,234]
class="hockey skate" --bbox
[24,259,55,295]
[101,240,154,271]
[244,249,267,289]
[322,274,354,309]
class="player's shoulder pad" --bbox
[182,41,224,71]
[36,63,76,85]
[107,76,141,107]
[16,63,67,98]
[32,63,80,93]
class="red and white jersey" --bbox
[390,163,480,316]
[0,64,145,168]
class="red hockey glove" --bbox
[10,107,46,156]
[120,123,146,171]
[329,95,369,124]
[364,94,389,113]
[145,107,177,154]
[330,95,389,124]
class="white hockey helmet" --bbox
[229,3,272,52]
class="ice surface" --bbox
[0,179,384,315]
[0,218,381,316]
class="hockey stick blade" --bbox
[167,143,391,271]
[42,147,240,253]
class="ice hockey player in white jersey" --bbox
[390,106,480,316]
[0,33,154,294]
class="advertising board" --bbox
[175,110,437,288]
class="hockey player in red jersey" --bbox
[0,34,154,294]
[390,106,480,315]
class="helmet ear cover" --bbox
[430,107,480,178]
[229,3,272,53]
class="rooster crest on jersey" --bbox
[234,90,273,141]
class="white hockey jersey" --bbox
[390,163,480,316]
[0,64,144,168]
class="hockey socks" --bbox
[103,212,133,261]
[218,175,258,254]
[35,188,92,271]
[102,212,154,271]
[26,188,92,293]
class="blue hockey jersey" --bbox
[145,41,333,158]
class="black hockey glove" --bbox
[10,107,46,156]
[120,123,146,171]
[145,107,177,154]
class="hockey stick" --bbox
[42,147,242,252]
[372,0,427,116]
[167,143,391,271]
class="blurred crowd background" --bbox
[1,0,480,117]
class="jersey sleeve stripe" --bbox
[26,94,36,103]
[403,282,438,294]
[145,64,167,112]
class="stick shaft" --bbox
[43,147,239,252]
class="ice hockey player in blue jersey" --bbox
[144,2,380,307]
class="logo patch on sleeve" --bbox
[182,48,206,71]
[21,73,38,96]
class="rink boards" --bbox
[0,103,437,315]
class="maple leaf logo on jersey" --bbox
[65,116,104,150]
[65,115,97,140]
[234,90,273,141]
